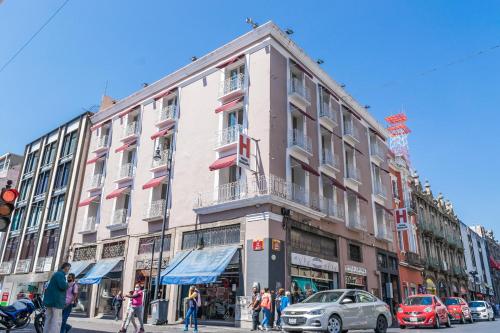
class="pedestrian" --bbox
[43,262,70,333]
[184,285,200,332]
[119,291,138,332]
[305,288,314,299]
[249,285,261,331]
[119,284,145,333]
[292,285,303,304]
[112,291,124,321]
[270,290,276,328]
[261,288,272,331]
[60,273,78,333]
[275,288,284,329]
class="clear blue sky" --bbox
[1,0,498,235]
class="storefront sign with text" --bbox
[291,252,339,272]
[252,239,264,251]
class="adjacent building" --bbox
[0,113,92,303]
[411,177,468,298]
[71,22,399,323]
[0,153,23,189]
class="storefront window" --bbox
[345,273,367,290]
[96,261,123,315]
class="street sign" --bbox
[252,239,264,251]
[395,208,409,231]
[237,133,253,171]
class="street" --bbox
[15,318,500,333]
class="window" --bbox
[25,150,39,174]
[18,178,33,201]
[226,108,243,128]
[4,237,19,261]
[182,224,240,249]
[47,194,65,222]
[227,64,245,92]
[392,180,399,199]
[11,207,26,231]
[39,229,60,258]
[41,142,57,166]
[54,161,72,189]
[138,235,172,255]
[377,253,387,268]
[357,292,375,303]
[28,203,43,227]
[20,233,37,260]
[291,228,338,258]
[61,131,77,157]
[349,243,362,262]
[35,171,50,196]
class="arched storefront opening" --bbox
[425,278,436,295]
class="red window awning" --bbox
[142,175,167,190]
[292,157,320,177]
[118,105,139,118]
[322,173,346,191]
[78,195,100,207]
[90,120,110,132]
[153,88,176,101]
[151,123,175,140]
[105,186,130,200]
[115,140,136,153]
[215,96,244,113]
[209,154,237,171]
[290,103,315,121]
[216,54,244,69]
[86,153,107,165]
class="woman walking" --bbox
[260,288,272,331]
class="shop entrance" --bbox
[95,262,123,316]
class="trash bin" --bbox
[150,299,168,325]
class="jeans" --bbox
[113,304,122,320]
[262,308,271,328]
[60,305,73,333]
[122,306,137,331]
[276,309,282,327]
[252,309,261,330]
[43,307,62,333]
[129,306,144,329]
[184,306,198,330]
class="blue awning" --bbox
[79,258,122,285]
[161,246,239,285]
[69,260,94,277]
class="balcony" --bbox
[88,174,104,191]
[319,103,338,128]
[156,105,177,127]
[33,192,46,202]
[425,257,440,271]
[116,163,135,182]
[121,121,139,141]
[219,73,245,102]
[35,256,53,272]
[194,174,324,217]
[404,252,424,268]
[373,182,387,199]
[288,129,313,155]
[346,165,362,184]
[0,261,13,275]
[289,78,311,109]
[150,150,170,172]
[370,141,386,163]
[108,208,128,230]
[93,135,110,153]
[343,122,360,144]
[16,259,31,273]
[143,199,168,221]
[53,185,67,196]
[320,150,340,172]
[321,197,345,221]
[22,169,35,180]
[347,212,368,232]
[45,218,61,230]
[214,125,243,150]
[40,161,54,172]
[376,221,394,242]
[26,224,40,234]
[80,216,97,234]
[59,152,74,163]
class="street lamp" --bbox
[152,145,173,301]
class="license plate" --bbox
[410,317,418,322]
[289,318,297,325]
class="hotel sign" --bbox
[395,208,409,231]
[237,133,254,172]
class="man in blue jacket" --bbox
[43,262,71,333]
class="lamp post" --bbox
[153,146,173,300]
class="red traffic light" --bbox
[1,188,18,203]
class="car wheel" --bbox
[374,315,388,333]
[399,325,406,329]
[434,314,441,329]
[326,314,342,333]
[341,330,348,333]
[445,315,451,328]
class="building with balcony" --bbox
[411,176,468,299]
[71,22,397,324]
[0,113,91,303]
[461,224,495,301]
[475,228,500,302]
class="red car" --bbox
[397,294,451,329]
[443,297,473,324]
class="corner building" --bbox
[72,22,398,324]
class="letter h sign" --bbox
[237,133,252,171]
[395,208,409,231]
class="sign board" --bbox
[252,239,264,251]
[291,252,339,272]
[395,208,409,231]
[345,265,367,276]
[272,239,281,251]
[237,133,253,172]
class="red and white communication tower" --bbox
[385,113,411,164]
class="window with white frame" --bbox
[47,194,65,222]
[344,145,358,180]
[320,128,334,166]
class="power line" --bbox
[0,0,71,75]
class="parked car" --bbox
[443,297,473,324]
[468,300,495,321]
[397,294,451,329]
[281,289,392,333]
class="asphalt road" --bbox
[13,318,500,332]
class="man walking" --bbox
[61,273,78,332]
[249,285,261,331]
[43,262,70,333]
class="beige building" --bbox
[72,22,398,323]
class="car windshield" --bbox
[469,301,485,307]
[444,298,459,305]
[303,291,344,303]
[404,297,432,306]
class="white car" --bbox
[281,289,392,333]
[468,300,495,321]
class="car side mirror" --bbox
[341,298,353,305]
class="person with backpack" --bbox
[60,273,78,333]
[184,285,200,332]
[249,285,261,331]
[260,288,272,331]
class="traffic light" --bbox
[0,181,18,232]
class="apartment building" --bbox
[479,229,500,302]
[389,158,424,299]
[411,178,468,299]
[71,22,398,323]
[0,113,91,303]
[461,224,495,301]
[0,153,23,189]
